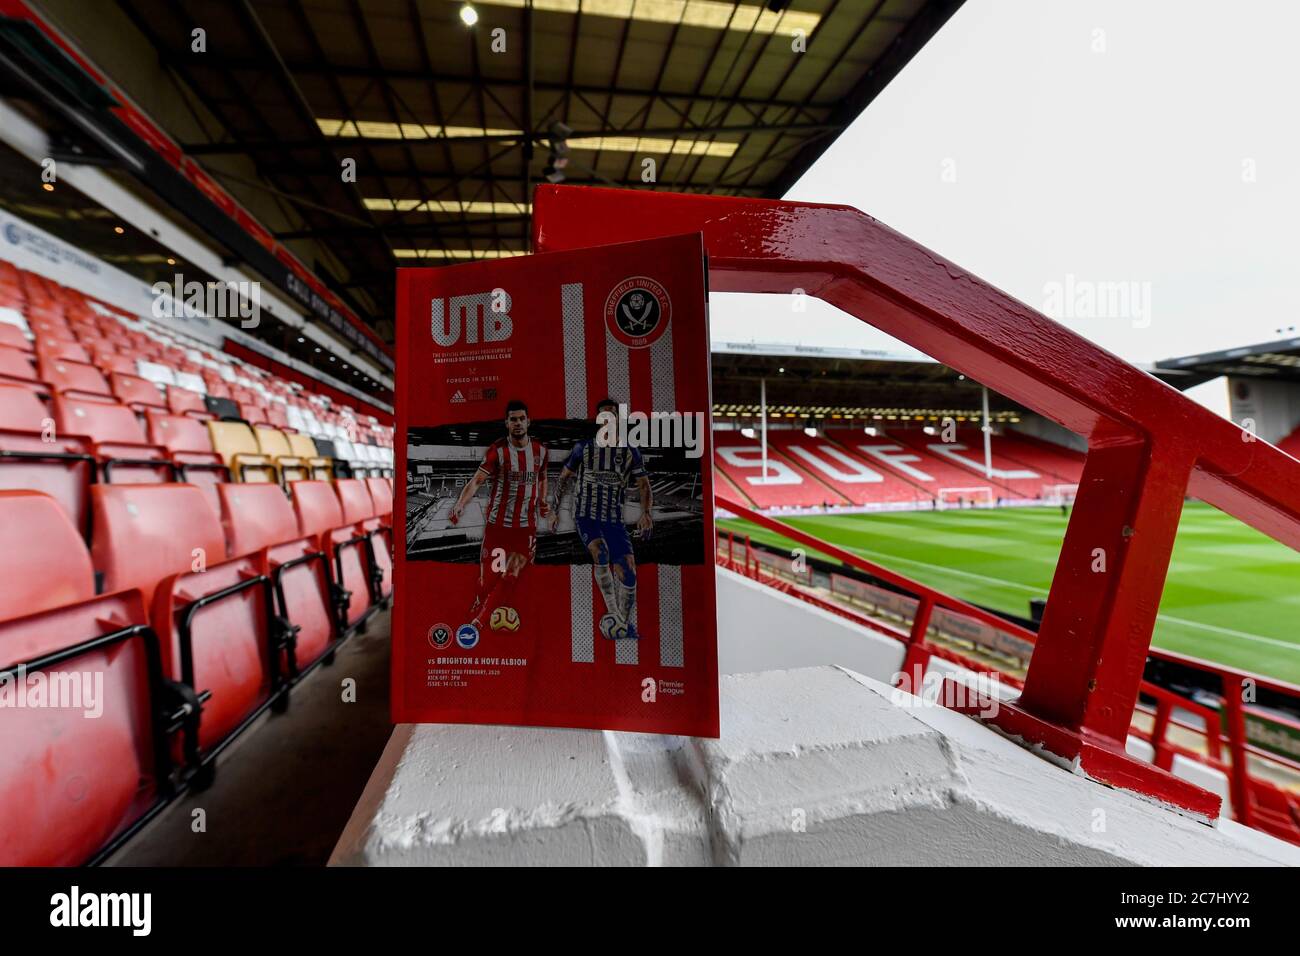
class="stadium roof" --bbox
[1155,336,1300,387]
[54,0,961,335]
[710,348,1025,415]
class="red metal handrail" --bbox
[534,184,1300,819]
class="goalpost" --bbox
[1042,483,1079,505]
[937,486,995,510]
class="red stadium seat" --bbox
[239,402,269,426]
[143,410,228,513]
[0,383,94,538]
[34,339,90,364]
[363,478,393,598]
[365,476,393,521]
[38,357,112,398]
[0,345,40,387]
[334,477,375,526]
[0,324,30,351]
[290,480,375,631]
[93,353,138,376]
[336,476,390,599]
[146,409,215,453]
[0,491,171,866]
[111,372,167,411]
[0,490,94,618]
[91,483,279,756]
[0,588,167,865]
[167,386,210,417]
[53,394,173,484]
[30,322,76,343]
[217,483,337,673]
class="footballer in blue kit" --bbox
[553,398,653,641]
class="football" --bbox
[490,606,520,632]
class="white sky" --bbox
[709,0,1300,365]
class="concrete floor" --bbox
[108,610,393,866]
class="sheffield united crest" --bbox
[604,276,671,349]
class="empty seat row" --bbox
[0,475,393,865]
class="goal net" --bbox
[937,486,994,510]
[1042,483,1079,505]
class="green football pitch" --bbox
[718,502,1300,686]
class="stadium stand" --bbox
[713,434,844,509]
[767,430,930,507]
[874,429,1027,499]
[0,259,395,864]
[954,428,1085,488]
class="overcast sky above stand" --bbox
[709,0,1300,366]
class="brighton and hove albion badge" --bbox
[604,276,671,349]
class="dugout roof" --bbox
[1155,336,1300,387]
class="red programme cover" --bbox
[393,232,719,736]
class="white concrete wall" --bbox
[332,665,1300,866]
[717,568,906,679]
[332,571,1300,866]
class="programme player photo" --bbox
[447,399,550,640]
[552,397,653,642]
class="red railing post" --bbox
[1010,431,1196,747]
[1150,698,1174,772]
[897,595,934,697]
[1223,689,1253,826]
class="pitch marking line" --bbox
[818,539,1300,653]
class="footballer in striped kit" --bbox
[449,398,550,633]
[554,397,653,642]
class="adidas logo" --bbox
[450,390,466,403]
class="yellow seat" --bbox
[207,420,275,483]
[254,426,306,483]
[287,432,331,480]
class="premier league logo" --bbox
[604,276,671,349]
